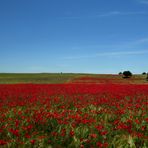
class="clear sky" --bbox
[0,0,148,74]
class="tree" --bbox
[119,72,122,75]
[142,72,146,75]
[122,71,132,78]
[146,73,148,81]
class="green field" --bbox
[0,73,92,84]
[0,73,147,84]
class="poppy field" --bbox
[0,76,148,147]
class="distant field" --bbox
[0,73,93,84]
[0,73,147,84]
[71,74,148,84]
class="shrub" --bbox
[122,71,132,78]
[146,73,148,81]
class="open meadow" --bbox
[1,0,148,147]
[0,73,148,147]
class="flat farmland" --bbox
[0,73,148,147]
[0,73,86,84]
[0,73,147,84]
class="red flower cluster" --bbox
[0,82,148,147]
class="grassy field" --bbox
[0,73,91,84]
[0,74,148,147]
[0,73,147,84]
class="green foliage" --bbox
[123,71,132,78]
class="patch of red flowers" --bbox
[0,82,148,147]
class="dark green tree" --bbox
[123,71,132,78]
[146,73,148,81]
[119,72,122,75]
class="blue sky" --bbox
[0,0,148,74]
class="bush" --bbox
[146,73,148,81]
[118,72,122,75]
[142,72,146,75]
[123,71,132,78]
